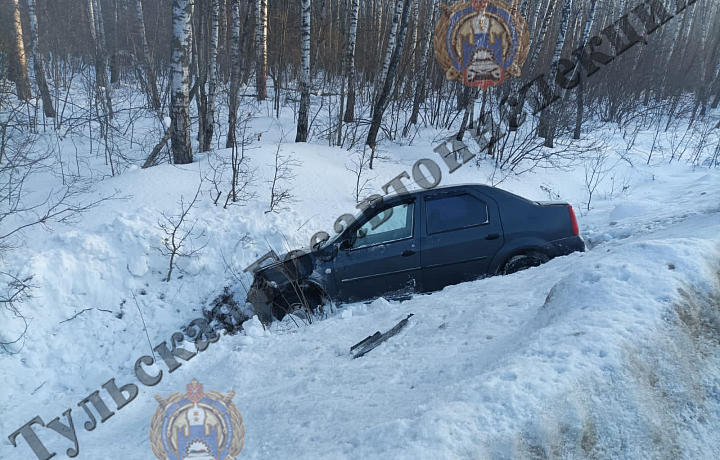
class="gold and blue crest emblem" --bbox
[434,0,529,90]
[150,380,245,460]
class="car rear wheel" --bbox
[502,252,548,275]
[271,288,326,321]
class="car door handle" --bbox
[485,233,500,240]
[401,249,416,257]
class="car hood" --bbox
[255,247,320,283]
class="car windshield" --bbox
[317,202,408,249]
[314,208,367,249]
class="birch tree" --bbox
[690,6,711,124]
[375,0,385,58]
[528,0,559,74]
[508,0,557,128]
[679,2,699,70]
[240,1,254,86]
[411,0,420,73]
[311,0,329,74]
[203,0,220,152]
[660,1,688,97]
[227,0,242,149]
[89,0,114,118]
[367,0,412,167]
[406,0,437,134]
[26,0,55,117]
[343,0,360,123]
[539,0,574,147]
[110,0,120,84]
[192,0,206,150]
[90,0,108,87]
[572,0,598,139]
[711,55,720,108]
[135,0,161,110]
[379,0,404,85]
[11,0,31,100]
[296,0,312,142]
[256,0,268,100]
[171,0,193,164]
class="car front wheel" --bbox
[271,288,327,321]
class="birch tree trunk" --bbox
[110,0,120,84]
[406,0,437,133]
[518,0,531,17]
[192,0,207,151]
[367,0,411,165]
[506,0,555,131]
[661,5,689,98]
[88,0,98,60]
[311,0,328,75]
[203,0,220,152]
[256,0,268,100]
[171,0,193,164]
[690,7,711,123]
[379,0,404,86]
[679,4,698,71]
[90,0,114,118]
[240,1,254,86]
[92,0,108,85]
[574,68,584,139]
[343,0,360,123]
[539,0,573,147]
[11,0,31,100]
[218,0,226,61]
[411,0,419,73]
[296,0,312,142]
[710,55,720,108]
[528,0,558,74]
[456,85,473,141]
[26,0,55,116]
[572,0,598,139]
[226,0,241,148]
[376,0,385,58]
[135,0,161,110]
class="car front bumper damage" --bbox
[246,278,279,323]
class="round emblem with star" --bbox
[149,380,245,460]
[434,0,530,90]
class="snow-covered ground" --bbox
[1,99,719,459]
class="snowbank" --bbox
[2,113,720,459]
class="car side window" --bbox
[353,202,414,249]
[425,194,488,235]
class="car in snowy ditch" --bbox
[246,184,585,322]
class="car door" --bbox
[333,199,422,303]
[420,189,504,292]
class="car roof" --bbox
[383,183,490,201]
[378,183,534,207]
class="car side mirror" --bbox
[340,231,357,250]
[315,242,338,262]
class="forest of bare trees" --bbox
[1,0,719,175]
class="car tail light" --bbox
[568,205,579,236]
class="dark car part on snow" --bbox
[351,314,414,359]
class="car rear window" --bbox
[425,194,488,235]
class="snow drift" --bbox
[2,119,720,459]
